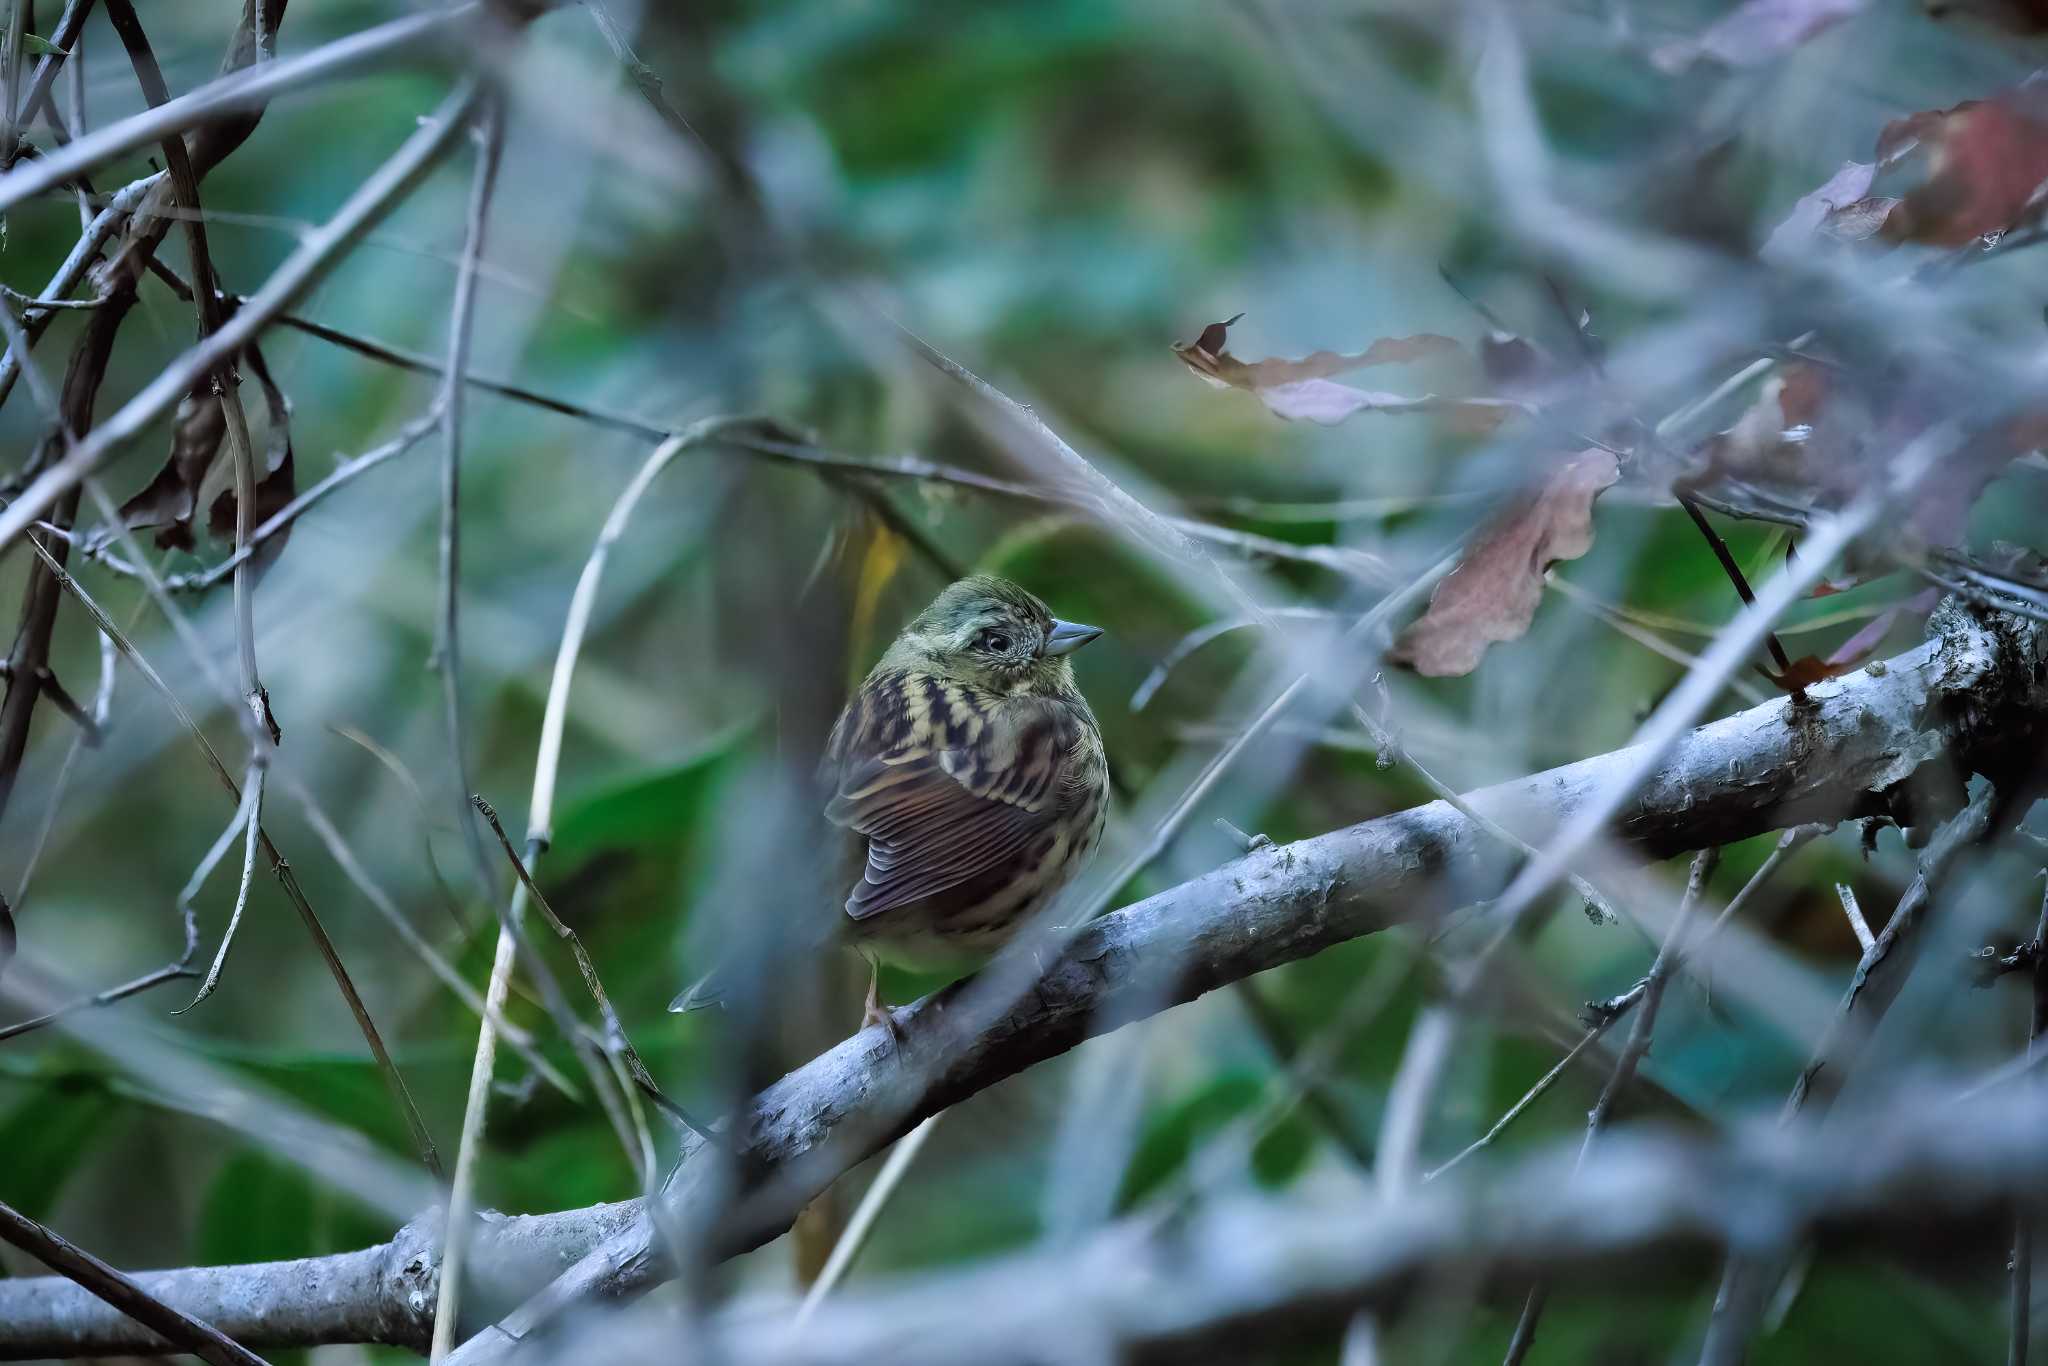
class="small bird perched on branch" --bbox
[673,575,1109,1030]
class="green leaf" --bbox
[20,34,69,58]
[546,726,752,868]
[196,1150,388,1267]
[0,1076,119,1221]
[1118,1071,1317,1209]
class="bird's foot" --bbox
[1214,817,1273,855]
[861,956,905,1044]
[863,997,905,1043]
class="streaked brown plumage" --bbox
[824,576,1109,992]
[670,575,1108,1025]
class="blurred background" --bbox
[2,1,2047,1361]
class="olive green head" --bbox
[882,575,1103,695]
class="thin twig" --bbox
[1677,493,1801,699]
[432,422,744,1360]
[0,285,101,310]
[1505,847,1720,1364]
[1433,820,1819,1186]
[12,605,118,908]
[1702,786,2008,1366]
[0,78,485,553]
[276,771,574,1097]
[433,95,505,904]
[1837,882,1875,954]
[1353,687,1626,928]
[174,766,264,1012]
[793,1111,944,1329]
[1421,1018,1619,1183]
[17,526,442,1174]
[168,410,443,592]
[0,4,478,218]
[172,760,260,952]
[0,960,194,1043]
[470,796,713,1139]
[104,0,276,738]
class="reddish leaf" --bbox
[1388,449,1620,677]
[1652,0,1862,73]
[1172,316,1464,426]
[1879,84,2048,246]
[1757,653,1848,692]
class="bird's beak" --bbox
[1043,618,1104,657]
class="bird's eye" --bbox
[978,630,1012,653]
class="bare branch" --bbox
[0,4,477,218]
[432,95,506,904]
[22,1078,2048,1361]
[1837,881,1876,954]
[1506,846,1721,1362]
[0,78,486,554]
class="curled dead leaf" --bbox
[1171,315,1464,425]
[117,386,225,551]
[112,339,296,578]
[1388,449,1620,677]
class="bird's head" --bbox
[886,575,1103,696]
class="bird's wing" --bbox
[826,681,1077,921]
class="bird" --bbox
[672,575,1110,1031]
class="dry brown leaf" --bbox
[1172,316,1462,425]
[1879,84,2048,246]
[117,385,225,551]
[1388,449,1620,678]
[114,341,296,574]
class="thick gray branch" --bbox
[3,602,2042,1360]
[0,1202,638,1358]
[585,1079,2048,1366]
